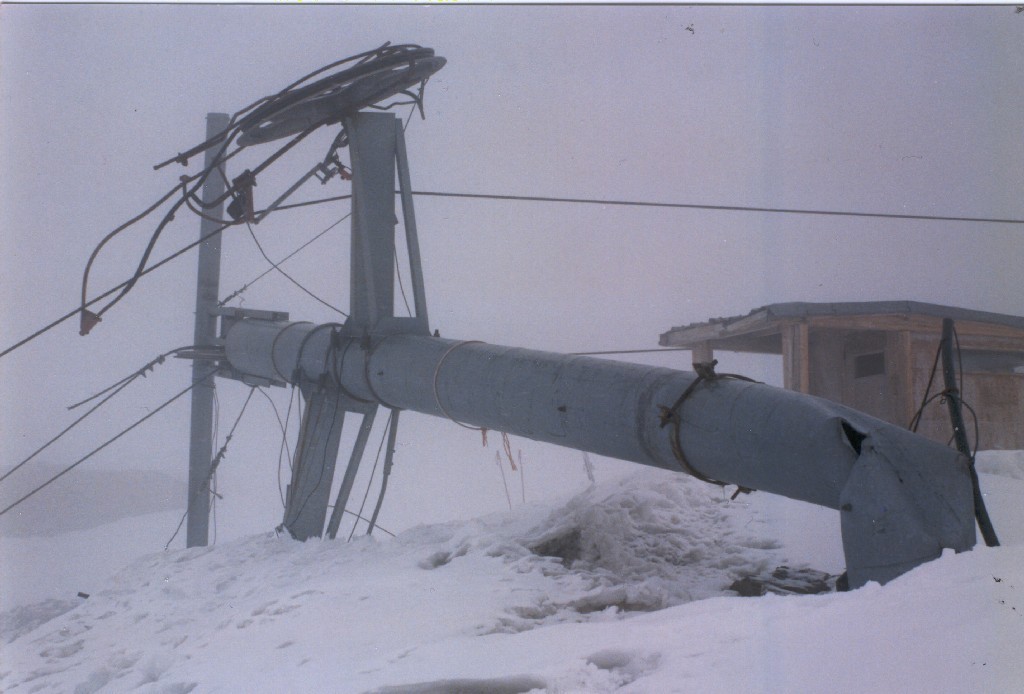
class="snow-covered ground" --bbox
[2,452,1022,693]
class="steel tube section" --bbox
[225,319,976,587]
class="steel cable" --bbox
[164,386,257,549]
[0,368,217,519]
[0,346,193,487]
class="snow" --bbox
[2,452,1023,693]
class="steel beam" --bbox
[325,407,379,540]
[274,113,414,542]
[394,124,429,327]
[225,319,977,587]
[347,113,397,330]
[281,385,349,540]
[186,112,230,548]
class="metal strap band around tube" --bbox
[294,322,345,384]
[270,321,314,384]
[363,334,404,409]
[658,360,756,498]
[432,340,486,431]
[329,332,374,404]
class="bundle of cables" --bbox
[79,42,445,336]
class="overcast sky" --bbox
[1,5,1022,581]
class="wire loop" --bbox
[431,340,487,431]
[658,360,757,498]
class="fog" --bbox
[1,5,1021,606]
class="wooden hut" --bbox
[659,301,1024,450]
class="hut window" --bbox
[960,349,1024,374]
[854,352,886,378]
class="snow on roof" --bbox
[661,300,1024,348]
[673,300,1024,332]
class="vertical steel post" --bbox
[941,318,999,546]
[346,113,397,329]
[279,115,403,541]
[186,112,230,548]
[394,124,429,327]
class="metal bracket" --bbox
[216,306,290,342]
[214,307,291,388]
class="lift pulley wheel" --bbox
[238,47,446,146]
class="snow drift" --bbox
[2,454,1022,693]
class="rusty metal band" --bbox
[659,360,757,496]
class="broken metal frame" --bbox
[202,112,429,544]
[188,109,978,590]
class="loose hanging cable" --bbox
[164,386,257,549]
[80,124,321,334]
[77,181,189,335]
[519,450,526,504]
[494,450,513,511]
[2,219,231,362]
[79,122,246,331]
[366,408,401,537]
[0,369,217,519]
[348,410,394,542]
[394,253,413,317]
[0,346,194,487]
[80,179,198,334]
[3,189,349,362]
[245,220,348,317]
[155,42,442,166]
[939,320,998,547]
[66,346,193,410]
[220,210,351,307]
[254,386,296,508]
[501,432,518,472]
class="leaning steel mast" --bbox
[125,44,977,589]
[220,104,974,589]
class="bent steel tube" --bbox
[225,319,977,588]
